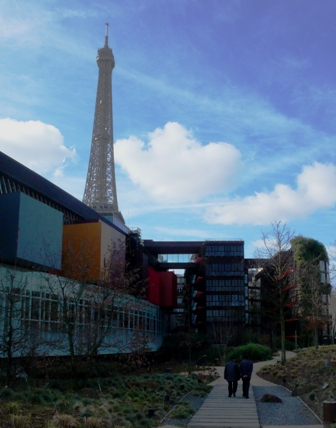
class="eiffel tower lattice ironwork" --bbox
[83,24,124,224]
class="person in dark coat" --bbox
[224,357,240,397]
[239,354,253,399]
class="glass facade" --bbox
[202,241,245,330]
[158,254,197,263]
[205,245,244,257]
[206,263,244,276]
[206,279,245,291]
[206,308,245,322]
[0,266,164,357]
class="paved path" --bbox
[187,383,259,427]
[158,351,324,428]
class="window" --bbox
[31,292,40,320]
[205,244,244,257]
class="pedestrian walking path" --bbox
[187,383,259,427]
[158,351,323,428]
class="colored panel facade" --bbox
[0,192,63,269]
[148,267,160,305]
[147,268,177,307]
[159,271,177,307]
[62,220,126,282]
[62,222,102,281]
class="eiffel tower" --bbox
[83,24,124,224]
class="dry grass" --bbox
[0,370,212,427]
[10,415,31,428]
[52,414,78,427]
[84,417,103,427]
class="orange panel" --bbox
[62,222,102,282]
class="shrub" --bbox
[0,387,15,400]
[55,397,74,413]
[5,401,21,414]
[30,392,45,405]
[159,332,212,361]
[193,385,212,397]
[226,343,272,363]
[81,398,93,406]
[170,403,194,419]
[41,391,54,403]
[81,409,94,418]
[273,337,296,351]
[45,422,58,428]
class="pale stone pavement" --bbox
[158,351,324,428]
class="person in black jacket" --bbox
[239,354,253,399]
[224,357,240,397]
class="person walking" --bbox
[224,357,240,397]
[240,354,253,399]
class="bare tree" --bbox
[40,239,147,385]
[0,266,43,386]
[256,221,296,365]
[210,319,238,363]
[329,288,336,344]
[327,242,336,344]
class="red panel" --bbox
[194,291,204,300]
[159,271,177,307]
[283,283,298,292]
[147,267,161,305]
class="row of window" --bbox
[207,285,244,292]
[206,263,244,277]
[207,302,244,308]
[206,292,245,308]
[206,308,244,322]
[1,289,162,336]
[206,294,244,303]
[205,245,244,257]
[207,309,244,317]
[206,279,245,291]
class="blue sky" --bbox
[1,0,336,258]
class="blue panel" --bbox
[0,193,20,262]
[17,193,63,269]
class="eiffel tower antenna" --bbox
[105,22,109,46]
[83,24,124,224]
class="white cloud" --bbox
[152,226,211,239]
[0,118,76,175]
[205,162,336,226]
[51,175,85,202]
[114,122,242,203]
[251,239,266,250]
